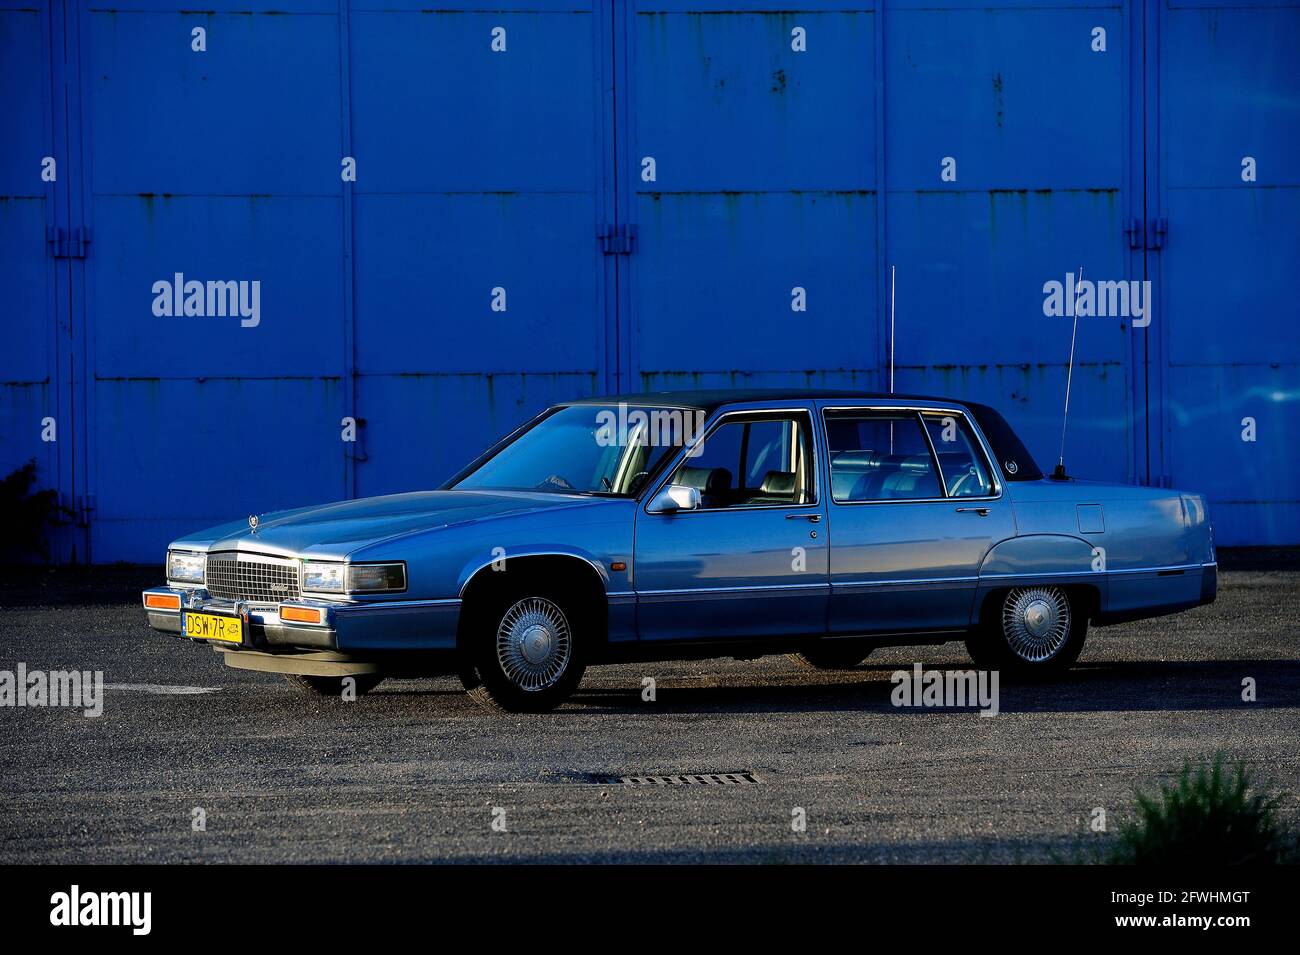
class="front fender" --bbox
[454,544,612,597]
[347,499,635,601]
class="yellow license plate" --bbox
[183,611,244,644]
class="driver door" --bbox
[633,408,829,642]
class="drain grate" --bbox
[596,772,760,786]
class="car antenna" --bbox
[889,265,896,454]
[1051,265,1084,481]
[889,264,896,395]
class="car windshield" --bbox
[453,404,703,497]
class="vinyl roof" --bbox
[566,389,966,413]
[564,389,1043,481]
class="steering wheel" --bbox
[536,474,576,491]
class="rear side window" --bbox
[825,412,941,502]
[921,413,995,497]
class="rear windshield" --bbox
[966,403,1043,482]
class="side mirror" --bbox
[647,484,701,514]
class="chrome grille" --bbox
[205,553,299,603]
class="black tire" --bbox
[789,640,874,671]
[283,673,384,697]
[460,584,587,713]
[965,585,1088,679]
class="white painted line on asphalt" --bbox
[104,684,221,695]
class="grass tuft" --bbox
[1107,753,1297,866]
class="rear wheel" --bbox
[284,673,384,697]
[965,585,1087,678]
[789,640,873,671]
[461,588,586,713]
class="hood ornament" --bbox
[248,514,260,534]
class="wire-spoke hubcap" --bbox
[1002,586,1071,663]
[496,597,572,692]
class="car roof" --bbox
[565,389,969,413]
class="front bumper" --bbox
[142,587,461,652]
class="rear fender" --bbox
[974,534,1107,623]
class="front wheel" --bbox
[462,591,586,713]
[965,586,1088,678]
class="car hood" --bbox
[175,490,608,558]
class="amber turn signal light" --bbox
[280,605,323,625]
[144,593,181,610]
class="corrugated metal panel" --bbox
[622,0,1135,486]
[880,1,1135,489]
[1157,0,1300,543]
[75,3,348,561]
[0,2,65,546]
[0,0,1295,560]
[348,1,613,498]
[625,5,879,388]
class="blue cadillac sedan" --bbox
[144,390,1217,712]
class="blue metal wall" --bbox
[1,0,1296,562]
[1155,0,1300,543]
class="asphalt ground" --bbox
[0,555,1296,864]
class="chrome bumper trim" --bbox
[143,588,461,651]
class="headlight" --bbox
[167,550,206,584]
[302,561,405,595]
[346,563,407,593]
[302,561,346,593]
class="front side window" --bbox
[665,413,814,508]
[825,411,941,502]
[921,412,995,498]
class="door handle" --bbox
[786,513,821,522]
[955,507,990,516]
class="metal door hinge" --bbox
[47,225,91,259]
[1124,217,1167,251]
[599,223,637,255]
[60,492,94,526]
[1124,218,1142,249]
[1148,217,1167,250]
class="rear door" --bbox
[820,402,1014,634]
